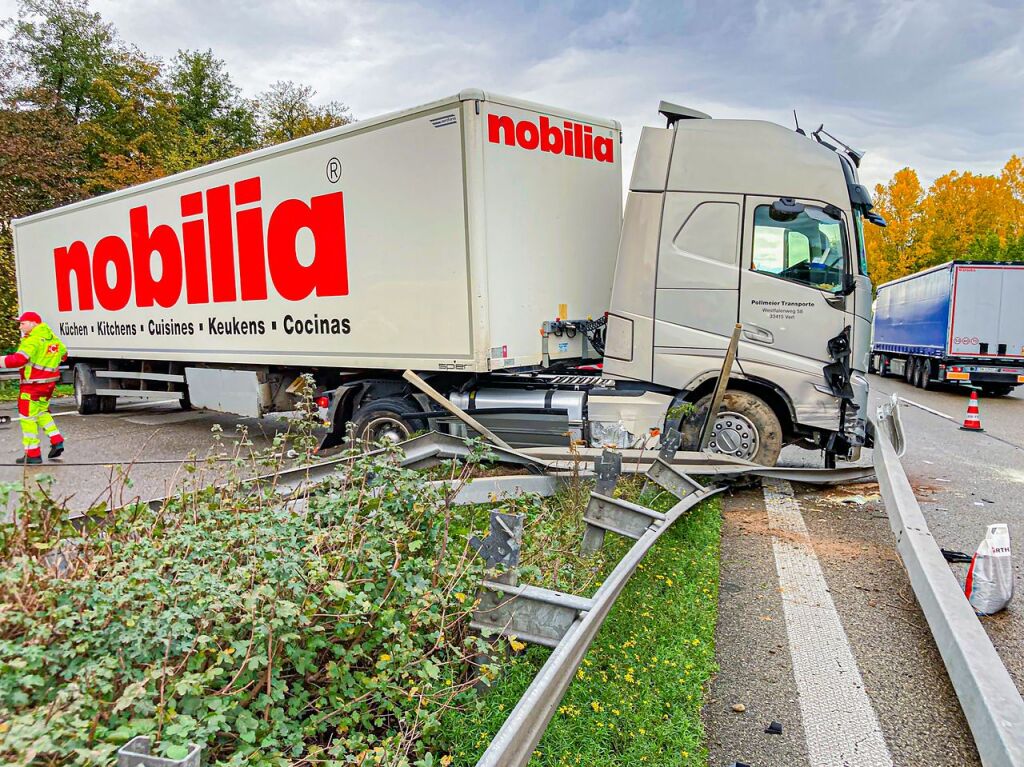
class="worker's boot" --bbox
[48,442,65,459]
[15,454,42,465]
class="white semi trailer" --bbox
[12,89,883,466]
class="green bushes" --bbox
[0,444,504,766]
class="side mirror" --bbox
[865,211,887,227]
[770,197,804,221]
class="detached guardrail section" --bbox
[474,442,725,767]
[874,399,1024,767]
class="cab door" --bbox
[738,196,852,377]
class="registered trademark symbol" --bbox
[326,157,342,183]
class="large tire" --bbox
[349,397,427,447]
[905,356,916,385]
[680,390,784,467]
[74,365,100,415]
[919,358,934,390]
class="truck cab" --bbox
[602,105,878,464]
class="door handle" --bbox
[743,325,774,344]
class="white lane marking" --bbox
[896,396,958,424]
[763,478,894,767]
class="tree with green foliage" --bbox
[164,49,257,171]
[4,0,119,123]
[256,80,351,146]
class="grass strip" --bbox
[442,493,722,766]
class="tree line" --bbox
[864,157,1024,287]
[0,0,351,349]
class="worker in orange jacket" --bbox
[1,312,67,464]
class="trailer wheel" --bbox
[877,354,891,378]
[74,366,100,415]
[905,356,916,384]
[919,359,934,390]
[349,397,427,447]
[681,390,783,466]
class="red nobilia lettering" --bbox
[51,175,350,309]
[54,241,93,311]
[267,192,349,301]
[92,235,132,310]
[540,116,563,153]
[487,113,615,163]
[515,119,539,150]
[180,192,209,304]
[206,184,236,302]
[130,206,183,308]
[487,114,516,145]
[235,178,268,301]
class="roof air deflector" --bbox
[658,101,710,128]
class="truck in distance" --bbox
[13,89,884,466]
[871,261,1024,395]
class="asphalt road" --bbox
[867,376,1024,691]
[707,376,1024,766]
[0,396,296,512]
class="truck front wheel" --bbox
[74,365,100,415]
[680,390,784,466]
[349,397,427,447]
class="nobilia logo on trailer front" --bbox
[53,177,349,311]
[487,113,614,163]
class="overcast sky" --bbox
[2,0,1022,191]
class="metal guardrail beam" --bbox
[475,481,725,767]
[873,410,1024,767]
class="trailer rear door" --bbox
[949,264,1024,358]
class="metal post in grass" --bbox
[581,449,622,555]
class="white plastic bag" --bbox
[965,524,1014,615]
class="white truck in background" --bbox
[12,89,884,466]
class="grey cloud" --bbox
[0,0,1020,189]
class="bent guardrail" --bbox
[874,407,1024,767]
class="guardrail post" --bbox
[470,510,524,586]
[581,449,622,554]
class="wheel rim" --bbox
[706,410,760,461]
[360,415,411,445]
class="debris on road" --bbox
[765,721,783,735]
[942,549,973,564]
[965,524,1014,615]
[731,703,747,713]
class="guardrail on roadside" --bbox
[874,403,1024,767]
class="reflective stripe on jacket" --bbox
[5,323,67,385]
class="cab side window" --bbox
[751,204,848,293]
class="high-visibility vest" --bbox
[13,324,67,385]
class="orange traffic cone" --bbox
[960,390,984,432]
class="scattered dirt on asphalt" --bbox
[724,501,898,563]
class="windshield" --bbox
[751,204,848,293]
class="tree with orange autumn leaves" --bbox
[864,157,1024,287]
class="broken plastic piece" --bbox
[941,549,973,564]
